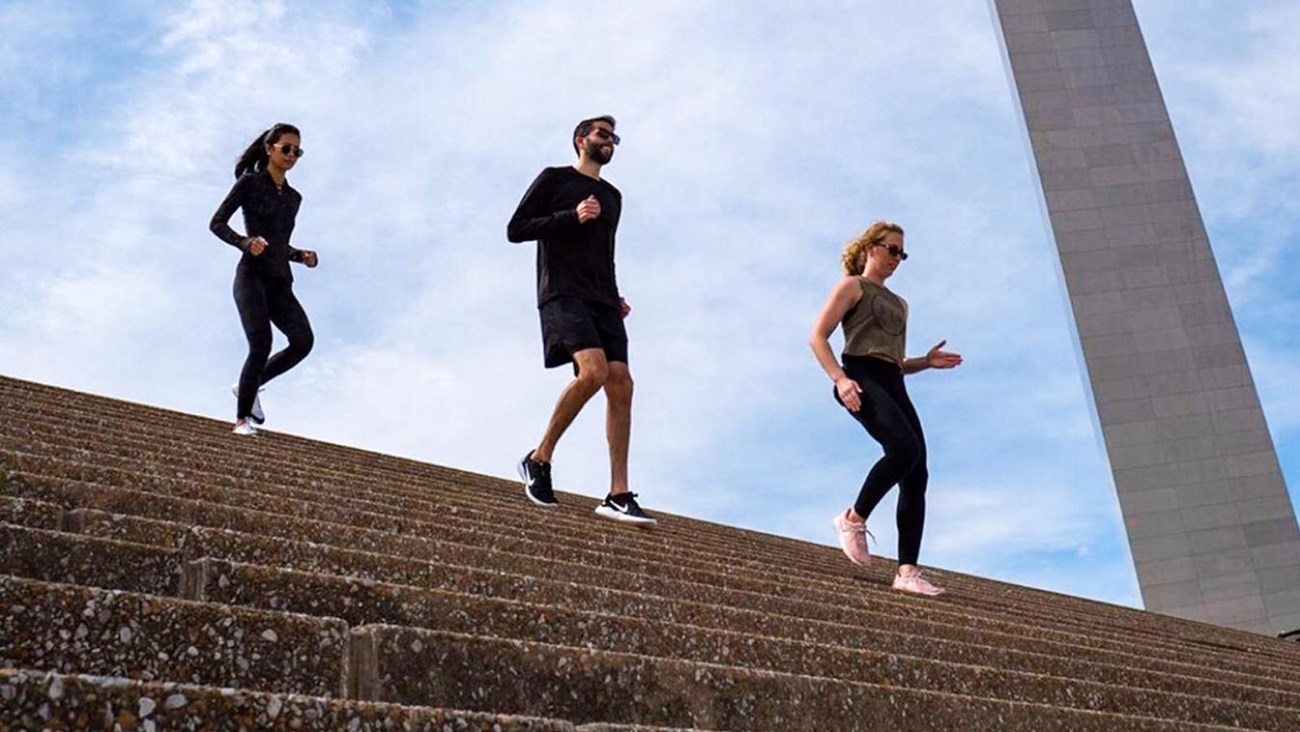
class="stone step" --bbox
[0,450,1231,658]
[185,556,1300,722]
[5,520,1289,728]
[16,472,1298,683]
[0,494,62,530]
[347,624,1253,731]
[0,416,825,582]
[0,523,179,596]
[0,668,581,731]
[3,405,1285,659]
[3,446,865,596]
[55,505,1300,701]
[1,575,347,697]
[3,374,1297,729]
[4,390,1279,659]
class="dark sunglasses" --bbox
[274,143,305,158]
[592,128,621,145]
[878,244,908,260]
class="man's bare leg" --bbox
[604,361,633,495]
[534,348,608,462]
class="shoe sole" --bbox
[518,463,558,507]
[594,505,657,526]
[891,584,945,597]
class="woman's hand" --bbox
[836,376,864,412]
[926,340,962,369]
[619,298,631,318]
[245,236,268,256]
[301,250,318,268]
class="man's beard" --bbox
[585,139,613,165]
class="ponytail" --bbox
[233,122,301,179]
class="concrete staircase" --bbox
[2,374,1298,730]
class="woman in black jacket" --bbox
[210,123,318,436]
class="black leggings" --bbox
[835,355,928,566]
[233,267,314,420]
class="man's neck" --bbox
[573,158,603,180]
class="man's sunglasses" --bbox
[592,128,621,145]
[878,244,908,261]
[274,144,305,158]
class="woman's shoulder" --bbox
[834,276,867,299]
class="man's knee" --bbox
[574,355,609,391]
[605,365,633,398]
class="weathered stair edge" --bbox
[14,471,1297,689]
[346,625,1248,732]
[3,384,1290,660]
[8,513,1299,709]
[4,413,1288,663]
[0,667,584,731]
[7,521,1299,731]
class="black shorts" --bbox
[539,297,628,368]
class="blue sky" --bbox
[1,0,1296,608]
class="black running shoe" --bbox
[519,451,557,506]
[595,492,657,526]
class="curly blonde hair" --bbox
[841,221,904,276]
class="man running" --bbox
[507,115,655,526]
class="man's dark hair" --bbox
[572,115,617,155]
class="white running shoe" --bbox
[230,382,265,424]
[232,419,258,437]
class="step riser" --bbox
[1,577,348,697]
[4,375,1297,732]
[2,413,1279,665]
[2,441,848,587]
[29,474,1299,689]
[0,668,576,731]
[0,495,62,530]
[1,524,180,596]
[176,525,1300,701]
[5,434,1284,665]
[186,558,1300,725]
[348,626,1242,732]
[20,481,1295,703]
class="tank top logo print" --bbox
[870,292,905,336]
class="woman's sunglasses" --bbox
[274,144,305,158]
[592,128,621,145]
[878,244,908,261]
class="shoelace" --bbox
[839,520,875,544]
[900,570,934,587]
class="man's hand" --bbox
[246,236,268,256]
[301,250,318,268]
[926,340,963,369]
[576,195,601,223]
[619,298,631,318]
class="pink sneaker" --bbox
[892,570,945,596]
[832,508,871,566]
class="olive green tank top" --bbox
[840,278,907,367]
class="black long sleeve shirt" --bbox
[210,171,304,282]
[507,166,622,308]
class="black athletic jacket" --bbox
[210,171,306,282]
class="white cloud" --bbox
[10,0,1298,609]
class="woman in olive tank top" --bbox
[810,221,962,595]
